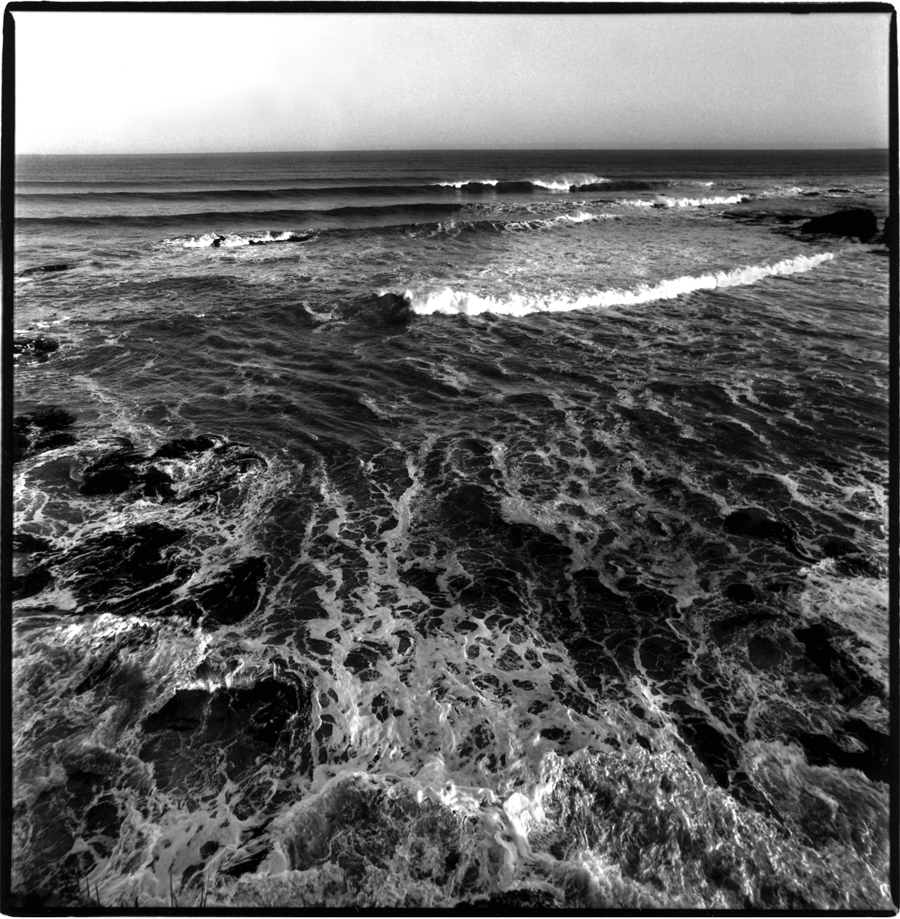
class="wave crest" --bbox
[403,253,835,317]
[166,231,317,249]
[617,194,751,209]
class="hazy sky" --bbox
[13,11,890,154]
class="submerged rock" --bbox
[13,533,54,554]
[13,335,61,365]
[80,447,145,495]
[78,434,265,502]
[14,406,77,462]
[192,556,269,626]
[20,263,71,276]
[722,508,809,559]
[798,208,878,242]
[12,566,54,600]
[139,676,310,799]
[793,621,883,706]
[60,523,190,615]
[152,434,221,459]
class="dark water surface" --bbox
[11,149,891,908]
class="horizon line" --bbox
[15,146,892,157]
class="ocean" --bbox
[11,149,892,909]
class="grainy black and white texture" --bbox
[12,149,890,908]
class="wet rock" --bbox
[819,536,883,577]
[748,635,783,671]
[711,610,779,644]
[192,557,268,626]
[13,532,53,554]
[23,406,77,430]
[14,407,77,462]
[798,208,878,242]
[12,565,54,600]
[725,582,756,604]
[674,709,737,789]
[80,447,145,495]
[722,508,809,559]
[152,435,221,459]
[13,429,32,463]
[798,722,890,784]
[640,632,689,680]
[13,335,60,364]
[444,483,498,530]
[61,523,189,615]
[794,621,882,705]
[139,677,310,792]
[457,889,560,909]
[141,466,176,501]
[20,263,71,276]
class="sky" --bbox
[12,10,891,154]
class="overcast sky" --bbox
[13,11,891,154]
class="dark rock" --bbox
[748,635,783,671]
[192,557,268,626]
[794,621,883,705]
[14,335,59,352]
[722,508,809,559]
[13,533,53,554]
[23,406,76,430]
[139,677,309,791]
[675,711,736,789]
[444,483,498,531]
[819,536,859,558]
[798,208,878,242]
[725,582,756,604]
[37,431,79,452]
[20,263,71,276]
[457,889,560,909]
[798,721,890,784]
[12,566,54,599]
[820,534,884,576]
[13,430,32,463]
[61,523,188,614]
[833,554,884,579]
[13,407,77,461]
[142,466,176,501]
[80,448,144,495]
[152,435,220,460]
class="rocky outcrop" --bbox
[14,406,77,462]
[798,208,878,242]
[14,335,60,365]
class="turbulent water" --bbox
[11,149,892,909]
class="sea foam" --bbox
[404,253,835,317]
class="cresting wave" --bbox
[167,230,317,249]
[617,194,752,209]
[164,211,615,248]
[403,253,835,317]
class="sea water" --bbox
[11,149,891,908]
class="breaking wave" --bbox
[166,230,318,249]
[617,194,752,209]
[403,253,835,317]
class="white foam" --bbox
[169,231,310,249]
[434,179,499,188]
[404,253,835,318]
[617,194,749,208]
[532,173,607,192]
[505,210,612,232]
